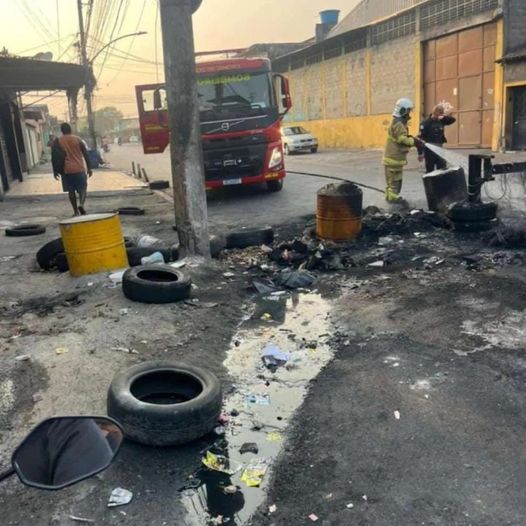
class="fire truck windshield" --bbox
[197,71,273,122]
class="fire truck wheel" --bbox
[6,224,46,237]
[448,201,498,223]
[36,238,64,270]
[226,226,274,249]
[55,253,69,272]
[107,361,222,446]
[267,180,283,192]
[122,265,191,303]
[149,180,170,190]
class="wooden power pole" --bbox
[159,0,210,257]
[76,0,97,150]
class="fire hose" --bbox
[286,170,385,194]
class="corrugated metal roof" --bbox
[329,0,427,36]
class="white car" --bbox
[281,126,318,155]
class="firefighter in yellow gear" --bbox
[383,98,423,203]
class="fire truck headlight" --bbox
[268,147,283,170]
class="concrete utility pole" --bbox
[159,0,210,257]
[76,0,97,150]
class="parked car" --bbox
[281,126,318,155]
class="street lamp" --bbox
[89,31,148,65]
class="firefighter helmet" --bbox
[393,98,414,118]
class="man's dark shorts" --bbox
[61,172,87,193]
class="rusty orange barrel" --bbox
[59,213,128,277]
[316,182,363,242]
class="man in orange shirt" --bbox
[52,123,93,216]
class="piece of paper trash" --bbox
[245,393,270,406]
[109,270,125,284]
[261,344,290,368]
[368,261,384,268]
[69,515,95,524]
[266,431,282,442]
[394,410,401,420]
[269,504,277,513]
[55,347,69,355]
[309,514,319,522]
[202,451,242,476]
[240,460,268,488]
[108,487,133,508]
[260,312,273,321]
[346,503,354,509]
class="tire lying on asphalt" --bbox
[55,253,69,272]
[117,207,145,216]
[122,265,191,303]
[107,361,222,446]
[6,224,46,237]
[149,180,170,190]
[226,226,274,249]
[448,201,498,223]
[266,179,283,192]
[126,247,175,267]
[36,238,64,270]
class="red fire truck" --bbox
[135,57,292,192]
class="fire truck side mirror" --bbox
[274,74,292,115]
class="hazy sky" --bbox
[1,0,358,118]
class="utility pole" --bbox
[159,0,210,257]
[76,0,97,150]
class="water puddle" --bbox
[181,292,334,525]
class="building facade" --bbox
[274,0,526,151]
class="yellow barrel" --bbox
[59,213,128,277]
[316,182,363,242]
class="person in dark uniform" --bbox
[417,104,456,173]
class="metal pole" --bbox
[77,0,97,150]
[159,0,210,257]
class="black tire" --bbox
[267,179,283,192]
[448,201,498,223]
[36,238,64,270]
[117,207,145,216]
[55,253,69,272]
[107,361,222,447]
[126,247,174,267]
[149,180,170,190]
[6,224,46,237]
[122,265,191,303]
[453,220,496,233]
[310,147,318,153]
[226,226,274,249]
[209,235,227,258]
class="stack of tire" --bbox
[447,201,498,232]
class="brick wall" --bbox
[370,35,417,115]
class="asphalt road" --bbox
[105,144,430,229]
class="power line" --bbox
[96,0,126,80]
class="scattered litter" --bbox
[108,487,133,508]
[109,270,125,284]
[69,516,95,524]
[269,504,277,513]
[266,431,282,442]
[252,278,279,295]
[394,411,401,420]
[260,313,273,321]
[223,485,238,495]
[87,282,94,287]
[239,442,259,455]
[245,393,270,406]
[362,495,368,501]
[378,236,395,246]
[240,460,268,487]
[111,347,139,355]
[218,413,230,424]
[368,261,384,268]
[141,251,165,265]
[137,235,164,248]
[261,344,290,369]
[55,347,69,355]
[0,256,17,262]
[170,260,187,269]
[261,245,273,254]
[202,451,242,476]
[119,308,129,315]
[214,426,226,436]
[15,354,31,362]
[32,393,43,403]
[346,503,354,509]
[223,272,235,278]
[277,269,315,289]
[309,514,319,522]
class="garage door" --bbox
[423,22,496,148]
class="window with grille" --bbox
[421,0,499,30]
[343,29,367,54]
[306,52,323,65]
[371,10,416,45]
